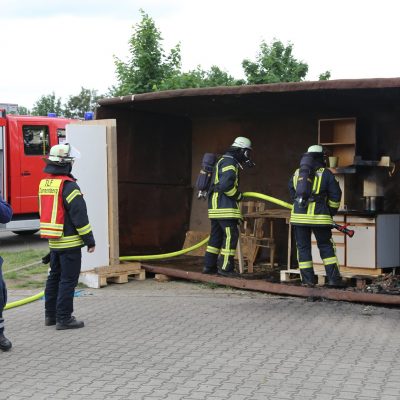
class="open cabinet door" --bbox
[66,120,118,271]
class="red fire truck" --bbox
[0,106,74,234]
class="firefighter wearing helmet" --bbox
[288,144,342,287]
[203,136,255,277]
[0,197,13,351]
[38,143,95,330]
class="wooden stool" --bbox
[239,201,276,273]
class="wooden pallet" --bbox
[80,262,145,288]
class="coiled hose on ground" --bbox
[5,192,292,309]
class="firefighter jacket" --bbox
[0,197,12,224]
[208,153,243,219]
[288,161,342,227]
[39,164,95,251]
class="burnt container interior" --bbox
[96,81,400,264]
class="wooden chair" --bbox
[239,201,276,273]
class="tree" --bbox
[159,65,243,90]
[113,12,330,95]
[32,93,63,117]
[112,9,181,95]
[17,106,30,115]
[242,39,309,84]
[319,71,331,81]
[64,87,101,119]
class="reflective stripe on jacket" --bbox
[289,167,342,226]
[207,155,242,219]
[39,175,74,238]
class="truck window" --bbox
[22,125,50,155]
[57,128,66,144]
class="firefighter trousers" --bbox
[0,257,7,335]
[294,225,341,285]
[45,248,82,322]
[204,219,239,272]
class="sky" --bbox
[1,0,400,110]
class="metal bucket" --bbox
[363,196,384,212]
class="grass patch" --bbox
[13,280,47,289]
[3,271,17,279]
[2,249,48,271]
[2,249,49,289]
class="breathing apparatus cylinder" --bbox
[196,153,217,199]
[295,152,315,208]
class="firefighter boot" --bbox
[202,266,218,274]
[300,267,316,287]
[0,333,12,351]
[56,316,84,330]
[217,267,239,278]
[45,316,56,326]
[325,263,344,287]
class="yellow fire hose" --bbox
[4,291,45,310]
[5,192,292,309]
[120,192,292,262]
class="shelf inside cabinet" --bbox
[318,118,356,144]
[318,118,356,168]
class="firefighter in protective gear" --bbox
[0,197,13,351]
[288,145,342,286]
[39,143,95,330]
[203,136,255,277]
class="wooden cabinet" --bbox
[318,118,356,167]
[311,214,400,270]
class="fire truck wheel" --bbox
[12,230,39,236]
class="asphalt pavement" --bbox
[1,279,400,400]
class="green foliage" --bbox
[112,10,243,95]
[30,88,101,119]
[242,39,309,84]
[159,65,243,90]
[31,11,332,106]
[63,87,101,119]
[112,9,181,95]
[17,106,30,115]
[32,92,63,117]
[319,70,331,81]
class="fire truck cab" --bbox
[0,107,73,234]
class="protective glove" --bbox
[42,253,51,264]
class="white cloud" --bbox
[1,0,400,110]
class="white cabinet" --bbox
[345,215,400,269]
[311,214,400,269]
[346,217,375,268]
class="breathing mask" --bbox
[240,148,256,168]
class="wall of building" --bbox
[97,86,400,265]
[97,107,192,255]
[189,112,317,265]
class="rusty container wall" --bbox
[97,107,192,255]
[189,113,317,265]
[96,80,400,264]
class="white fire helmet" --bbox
[307,144,324,153]
[231,136,252,150]
[48,143,81,164]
